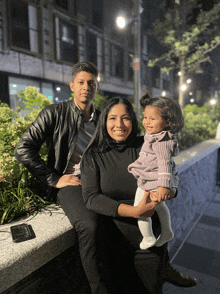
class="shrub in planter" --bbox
[0,87,52,224]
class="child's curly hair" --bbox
[140,94,184,134]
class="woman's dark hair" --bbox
[86,97,140,153]
[72,61,99,79]
[140,94,184,134]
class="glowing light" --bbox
[56,87,61,92]
[178,71,181,76]
[210,99,216,106]
[189,92,193,95]
[190,98,194,103]
[97,74,100,82]
[116,16,126,29]
[181,84,187,91]
[187,79,192,84]
[162,91,166,97]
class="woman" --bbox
[81,97,176,294]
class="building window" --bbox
[111,44,124,78]
[86,32,103,72]
[128,54,133,81]
[142,60,148,85]
[163,80,170,91]
[87,32,97,66]
[152,66,160,88]
[54,84,71,103]
[92,0,103,28]
[9,0,39,53]
[55,17,78,64]
[55,0,68,10]
[9,77,40,113]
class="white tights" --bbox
[134,187,174,250]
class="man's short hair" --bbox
[72,61,99,79]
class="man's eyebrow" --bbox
[77,78,94,82]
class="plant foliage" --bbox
[149,0,220,74]
[0,87,52,224]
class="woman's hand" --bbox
[117,191,157,218]
[53,174,81,188]
[136,191,157,218]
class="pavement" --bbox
[163,185,220,294]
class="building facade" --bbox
[0,0,172,109]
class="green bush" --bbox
[0,87,52,224]
[178,103,219,150]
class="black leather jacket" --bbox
[14,99,100,191]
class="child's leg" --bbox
[134,187,157,249]
[155,202,174,247]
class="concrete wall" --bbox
[167,140,220,249]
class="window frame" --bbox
[54,0,69,12]
[86,30,104,73]
[7,0,42,56]
[110,43,124,79]
[54,15,79,65]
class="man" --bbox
[14,62,196,293]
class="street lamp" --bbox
[210,99,216,106]
[116,16,126,29]
[181,84,187,91]
[116,0,143,116]
[187,78,192,84]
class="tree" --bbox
[148,0,220,106]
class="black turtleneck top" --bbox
[81,136,144,217]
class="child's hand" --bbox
[149,191,159,203]
[156,187,170,202]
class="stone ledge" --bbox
[1,139,220,293]
[0,206,76,293]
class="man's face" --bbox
[69,71,99,109]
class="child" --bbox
[128,94,184,249]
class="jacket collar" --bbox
[70,98,97,122]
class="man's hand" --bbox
[53,174,81,188]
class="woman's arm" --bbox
[117,192,157,218]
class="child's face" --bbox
[142,106,167,135]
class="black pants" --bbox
[57,185,108,294]
[101,216,167,294]
[57,186,167,294]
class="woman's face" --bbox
[106,103,132,142]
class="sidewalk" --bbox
[163,185,220,294]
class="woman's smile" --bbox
[106,103,132,142]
